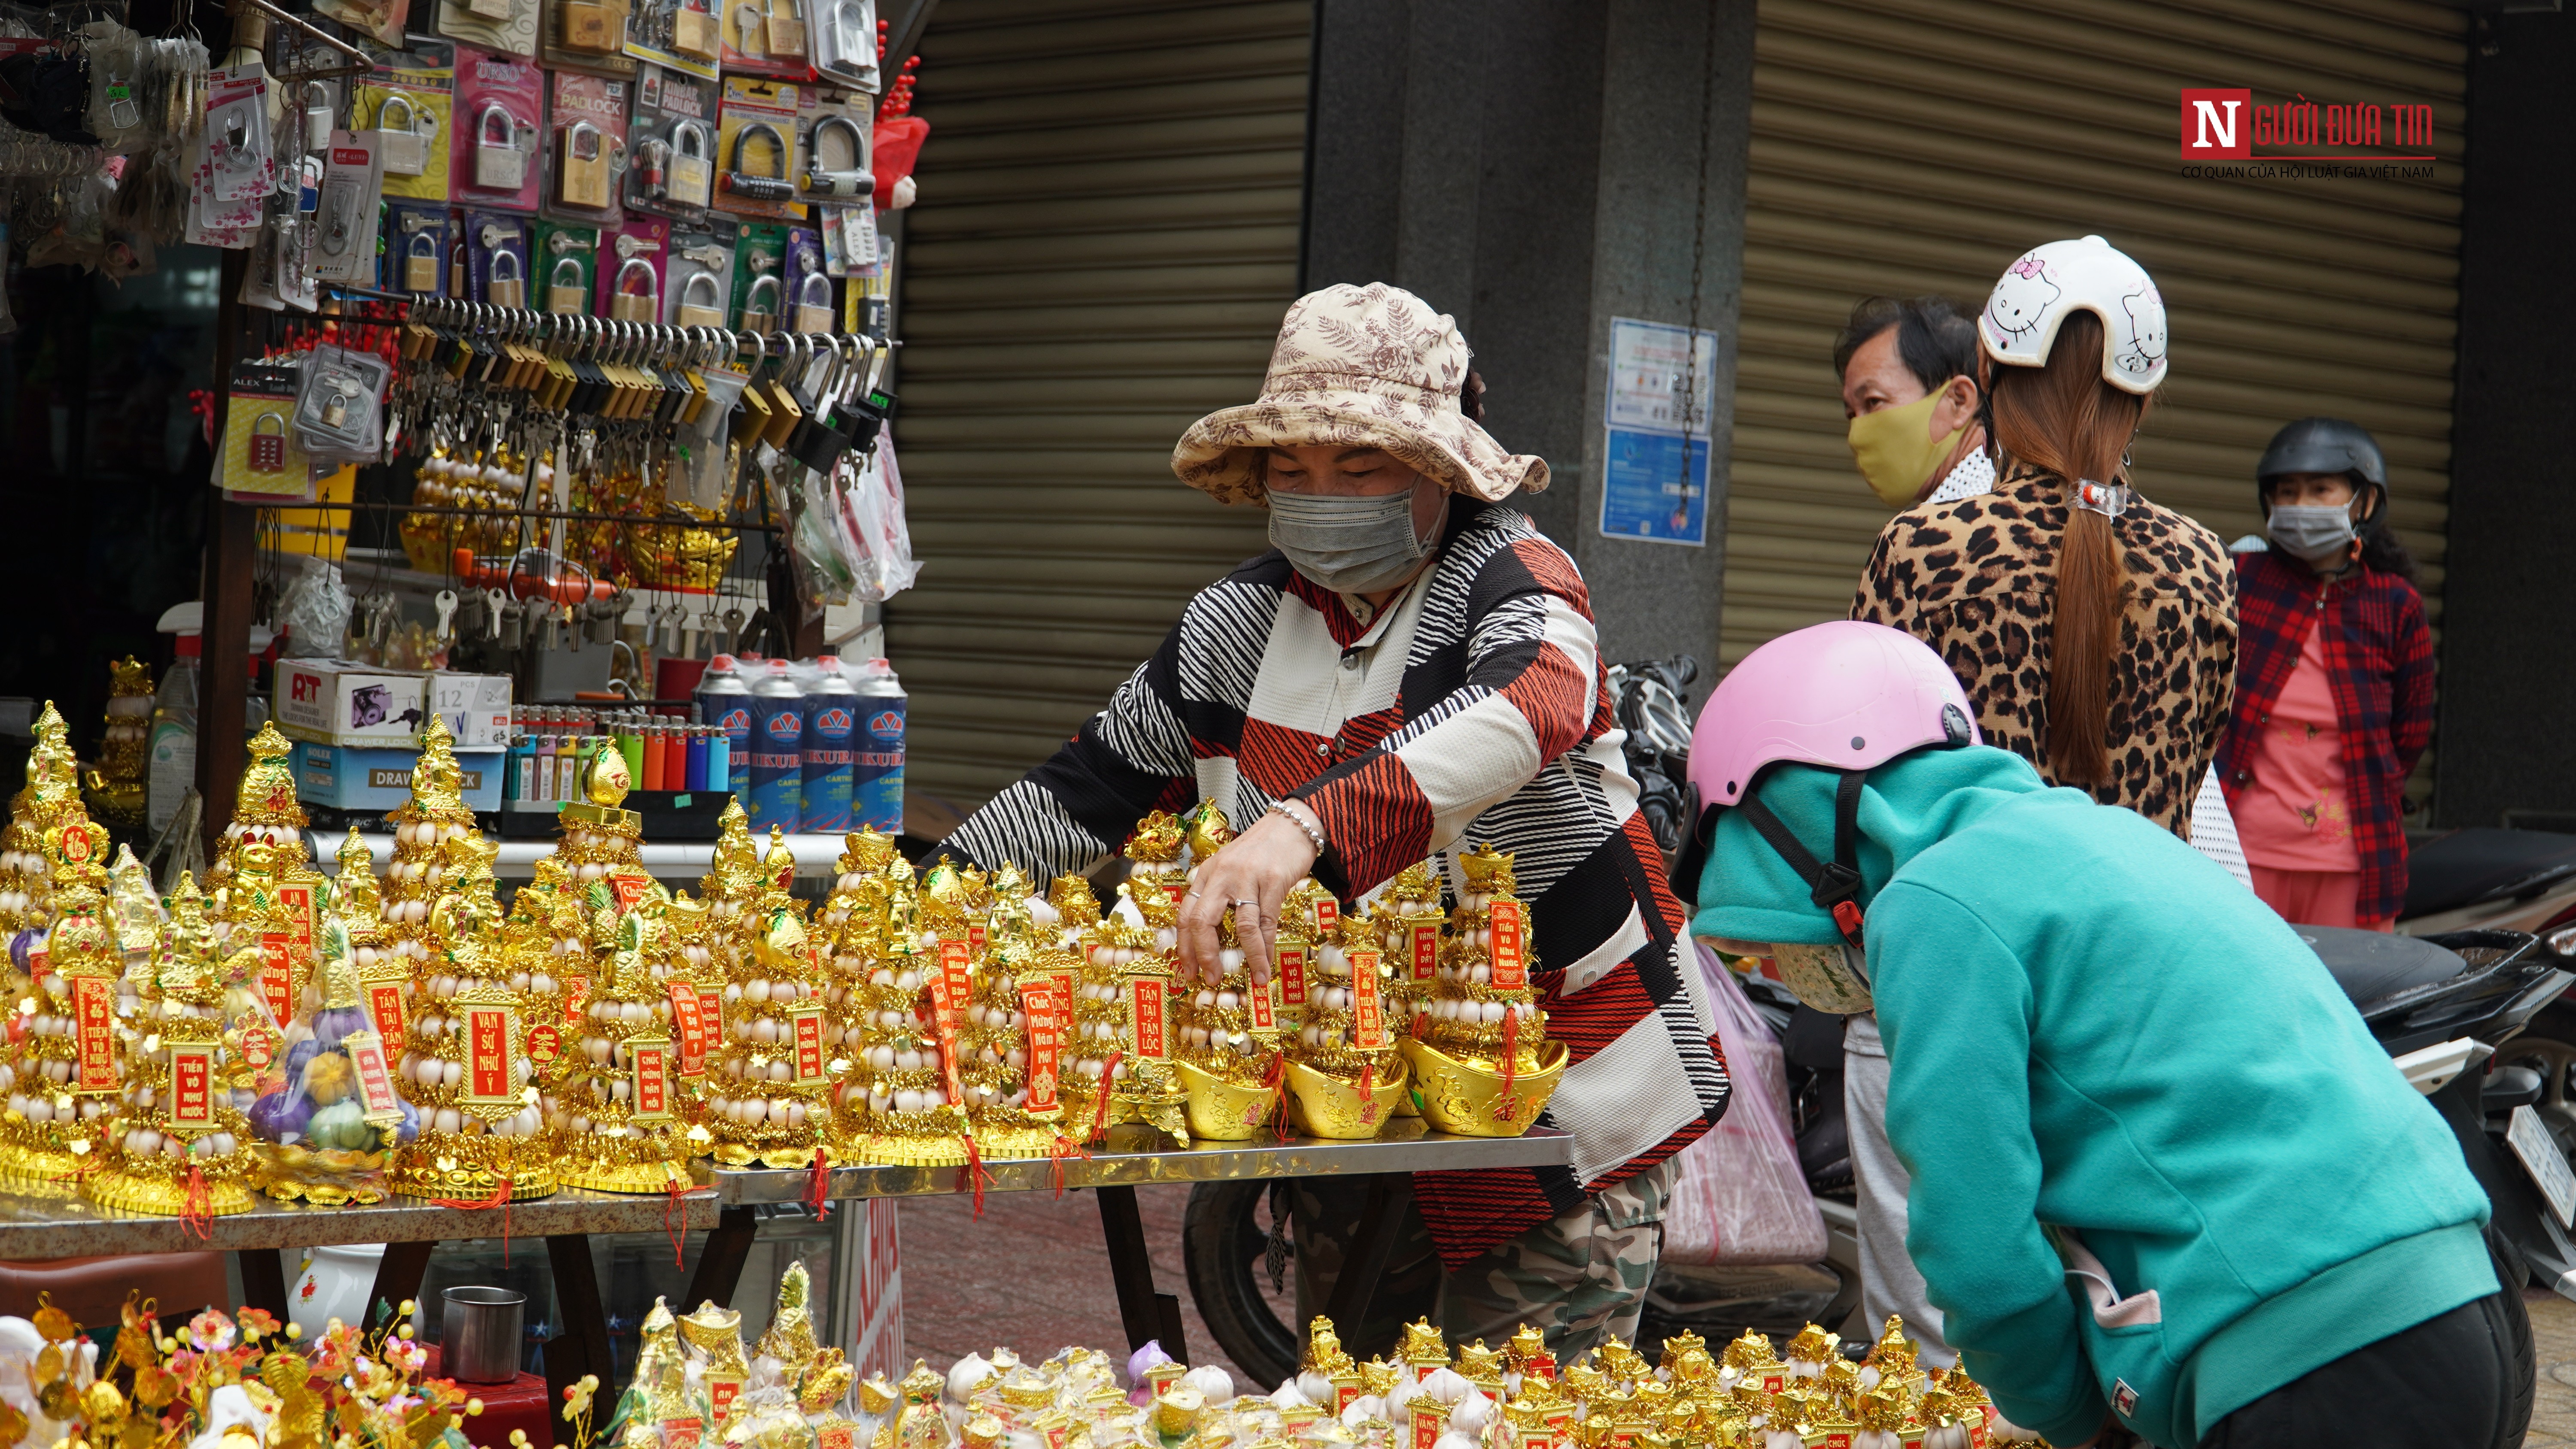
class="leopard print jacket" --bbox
[1852,462,2239,835]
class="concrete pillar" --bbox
[1303,0,1754,672]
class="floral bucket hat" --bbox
[1170,282,1551,504]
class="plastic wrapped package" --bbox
[248,905,419,1204]
[1659,942,1827,1266]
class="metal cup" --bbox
[441,1286,525,1383]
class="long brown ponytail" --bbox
[1987,311,2148,786]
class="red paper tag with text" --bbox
[347,1030,404,1122]
[818,1428,854,1449]
[71,974,117,1091]
[668,982,708,1076]
[168,1043,218,1129]
[1278,943,1308,1006]
[934,938,971,1027]
[562,972,592,1027]
[1349,949,1387,1049]
[1314,895,1338,936]
[1408,922,1440,982]
[462,1004,518,1104]
[525,1022,563,1067]
[706,1376,744,1428]
[1247,973,1277,1032]
[1488,900,1527,990]
[633,1039,672,1121]
[277,882,316,958]
[660,1417,703,1449]
[258,930,296,1028]
[1020,979,1063,1113]
[366,980,407,1043]
[609,871,653,913]
[1129,976,1169,1059]
[790,1005,826,1082]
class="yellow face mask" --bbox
[1845,390,1969,509]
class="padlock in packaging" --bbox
[561,0,626,52]
[609,256,661,322]
[548,256,589,314]
[669,121,714,208]
[475,104,528,191]
[404,232,440,292]
[248,413,288,473]
[792,270,833,332]
[373,94,428,176]
[804,113,870,198]
[468,0,513,22]
[561,121,612,209]
[724,121,795,202]
[676,270,724,328]
[741,272,780,333]
[671,0,719,60]
[766,0,806,57]
[489,248,526,308]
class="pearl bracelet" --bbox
[1269,802,1327,855]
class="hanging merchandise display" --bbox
[716,76,801,217]
[465,211,534,305]
[810,0,874,90]
[361,40,457,200]
[535,218,602,312]
[546,68,632,223]
[628,64,720,219]
[453,48,545,212]
[629,0,725,81]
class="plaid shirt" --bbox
[2217,549,2436,924]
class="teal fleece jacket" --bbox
[1689,747,2494,1449]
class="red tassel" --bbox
[1047,1134,1091,1200]
[663,1177,689,1266]
[431,1178,513,1265]
[805,1147,833,1221]
[1088,1052,1122,1146]
[181,1165,213,1242]
[963,1135,990,1219]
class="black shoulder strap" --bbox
[1735,770,1870,948]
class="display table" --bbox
[0,1125,1567,1388]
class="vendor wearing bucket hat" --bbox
[942,283,1731,1357]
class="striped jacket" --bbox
[945,500,1730,1263]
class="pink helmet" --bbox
[1679,622,1978,941]
[1688,621,1979,809]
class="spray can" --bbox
[853,658,906,834]
[802,656,859,833]
[695,655,754,795]
[747,659,806,831]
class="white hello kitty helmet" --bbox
[1978,234,2168,395]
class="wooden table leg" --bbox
[369,1240,437,1330]
[1096,1185,1187,1362]
[545,1235,613,1408]
[683,1206,760,1310]
[236,1249,290,1320]
[1321,1173,1413,1336]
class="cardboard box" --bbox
[293,740,505,812]
[424,672,513,748]
[274,660,429,745]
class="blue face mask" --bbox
[1267,487,1431,594]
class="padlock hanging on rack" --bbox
[489,248,527,308]
[723,121,796,202]
[548,255,591,314]
[561,0,628,53]
[247,414,289,473]
[404,231,441,293]
[671,0,720,60]
[475,103,530,191]
[669,120,715,207]
[561,121,615,209]
[766,0,807,56]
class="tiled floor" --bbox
[892,1182,1288,1390]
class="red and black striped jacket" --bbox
[2217,548,2436,925]
[945,500,1730,1262]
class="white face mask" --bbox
[2266,502,2357,564]
[1267,486,1432,594]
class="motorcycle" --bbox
[2402,827,2576,1173]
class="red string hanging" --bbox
[662,1177,690,1267]
[805,1147,833,1221]
[1088,1052,1123,1146]
[962,1135,991,1219]
[430,1178,514,1265]
[180,1165,214,1242]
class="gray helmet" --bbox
[2257,417,2386,489]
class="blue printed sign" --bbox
[1599,427,1710,546]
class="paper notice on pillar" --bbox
[1600,316,1718,546]
[1600,427,1710,546]
[835,1196,905,1383]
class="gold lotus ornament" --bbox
[1281,1054,1410,1140]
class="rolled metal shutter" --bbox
[1725,0,2465,802]
[886,0,1310,810]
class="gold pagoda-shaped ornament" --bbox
[1174,831,1283,1140]
[1102,867,1188,1145]
[1281,906,1406,1139]
[0,703,84,937]
[1401,845,1562,1137]
[701,829,835,1169]
[849,858,970,1166]
[0,767,114,1193]
[81,657,154,834]
[388,855,556,1201]
[85,876,263,1216]
[373,716,482,974]
[556,902,698,1191]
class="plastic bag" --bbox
[839,429,918,602]
[275,555,351,657]
[1661,942,1827,1266]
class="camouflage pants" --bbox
[1291,1162,1673,1365]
